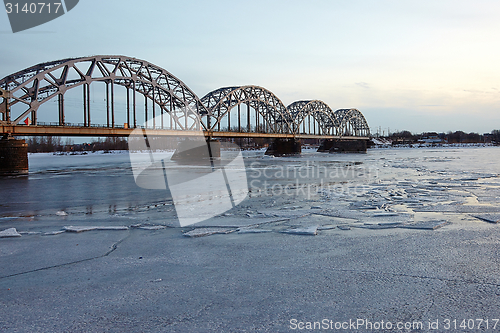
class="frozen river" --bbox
[2,146,500,332]
[1,146,500,232]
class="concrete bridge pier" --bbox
[265,138,301,156]
[0,135,29,176]
[318,139,367,153]
[171,138,221,160]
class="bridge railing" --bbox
[16,122,174,130]
[26,122,129,129]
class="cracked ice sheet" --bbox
[0,232,128,278]
[189,216,291,228]
[464,187,500,200]
[399,220,449,230]
[280,225,319,235]
[355,223,404,230]
[414,205,500,213]
[315,207,414,224]
[64,226,129,232]
[0,208,178,234]
[183,228,235,238]
[471,214,500,224]
[257,209,311,219]
[314,208,367,220]
[237,228,273,234]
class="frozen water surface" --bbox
[1,147,500,236]
[3,146,500,332]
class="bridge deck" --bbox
[1,125,369,140]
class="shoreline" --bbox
[24,142,500,156]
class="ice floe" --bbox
[63,226,97,233]
[337,225,351,231]
[280,225,318,236]
[399,220,449,230]
[135,225,166,230]
[43,230,66,236]
[471,214,500,224]
[183,228,235,237]
[64,226,129,232]
[0,228,21,238]
[258,209,311,219]
[237,228,273,234]
[19,231,41,235]
[317,225,337,230]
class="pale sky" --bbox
[2,0,500,134]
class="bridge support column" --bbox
[207,139,221,158]
[58,93,64,126]
[318,139,367,153]
[0,136,28,176]
[265,138,301,156]
[171,138,221,160]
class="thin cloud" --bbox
[463,89,494,94]
[355,82,370,89]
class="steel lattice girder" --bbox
[286,103,370,136]
[334,108,370,136]
[0,55,208,129]
[0,55,370,137]
[200,85,293,133]
[287,100,342,135]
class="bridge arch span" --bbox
[0,55,208,130]
[287,100,341,135]
[334,108,370,137]
[200,85,293,134]
[1,55,371,139]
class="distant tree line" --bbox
[23,130,500,152]
[26,136,65,152]
[387,130,500,144]
[89,137,128,151]
[26,136,128,153]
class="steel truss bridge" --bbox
[0,55,370,140]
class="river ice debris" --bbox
[237,227,273,234]
[337,225,351,230]
[399,220,449,230]
[280,225,319,235]
[63,226,129,232]
[136,225,166,230]
[3,147,500,242]
[96,226,129,230]
[258,209,311,219]
[19,231,41,235]
[317,225,337,230]
[43,230,66,236]
[64,226,98,232]
[183,227,235,237]
[0,228,21,238]
[472,214,500,224]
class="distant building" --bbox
[483,133,493,143]
[418,134,446,144]
[371,138,392,146]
